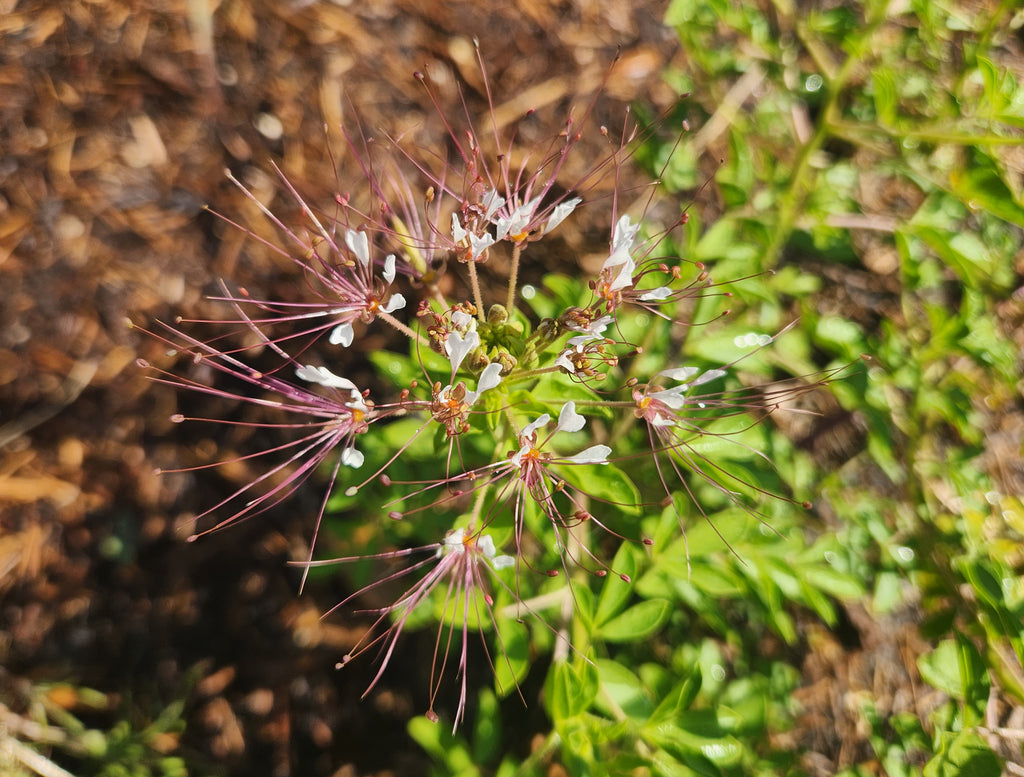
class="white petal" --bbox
[510,444,531,468]
[295,364,358,390]
[555,351,575,373]
[586,315,613,335]
[328,322,354,347]
[451,310,473,328]
[444,330,481,375]
[346,395,369,414]
[383,253,396,283]
[544,197,581,234]
[381,293,406,314]
[490,552,515,570]
[340,447,364,468]
[612,214,639,253]
[638,286,673,302]
[649,385,689,409]
[520,413,551,440]
[556,401,586,433]
[494,215,513,241]
[657,367,699,383]
[475,362,503,396]
[469,231,495,259]
[477,534,497,558]
[565,445,611,465]
[693,369,727,386]
[443,526,467,549]
[482,190,506,220]
[602,244,632,270]
[451,212,467,243]
[608,257,636,292]
[345,229,370,267]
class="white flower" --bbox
[600,214,641,293]
[495,196,541,241]
[345,229,370,267]
[468,231,495,260]
[555,401,586,433]
[439,527,514,570]
[381,293,406,314]
[382,254,397,284]
[649,367,727,409]
[567,314,613,340]
[481,190,506,220]
[463,362,503,406]
[340,447,364,468]
[451,213,495,260]
[444,329,481,377]
[295,364,359,392]
[328,322,354,347]
[565,445,611,465]
[451,212,468,244]
[609,214,640,261]
[544,197,581,234]
[637,286,673,302]
[451,310,475,329]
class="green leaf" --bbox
[492,618,531,699]
[545,660,599,722]
[924,730,1000,777]
[597,599,672,642]
[595,544,640,625]
[949,162,1024,230]
[556,460,641,515]
[594,659,651,719]
[645,715,743,767]
[650,669,703,723]
[527,373,610,419]
[917,636,988,715]
[471,688,502,765]
[802,565,865,600]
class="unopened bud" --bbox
[487,304,509,324]
[495,351,517,374]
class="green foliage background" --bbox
[410,1,1024,775]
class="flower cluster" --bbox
[140,53,847,729]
